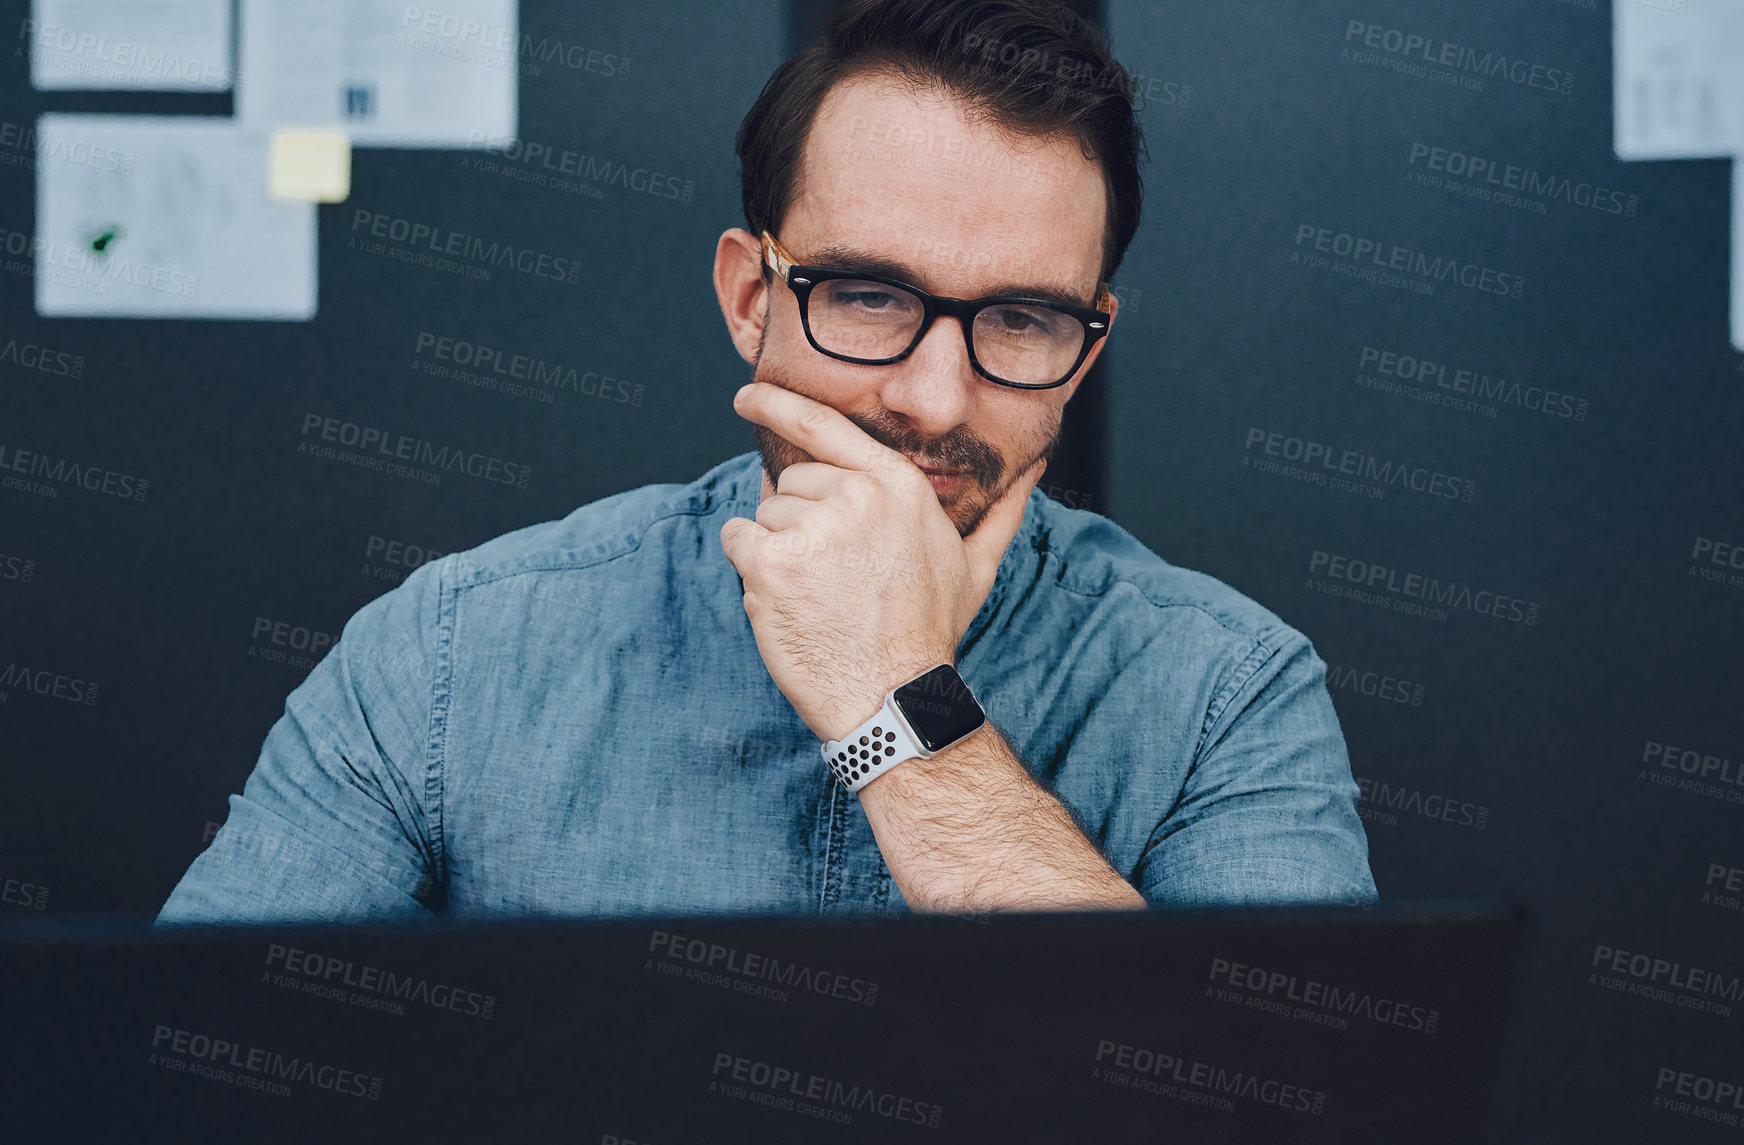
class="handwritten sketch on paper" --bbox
[34,115,316,320]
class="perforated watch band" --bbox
[821,698,925,795]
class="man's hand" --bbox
[719,381,1045,743]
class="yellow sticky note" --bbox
[269,130,351,203]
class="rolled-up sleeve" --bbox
[154,558,451,927]
[1134,632,1377,907]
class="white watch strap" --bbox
[821,697,924,794]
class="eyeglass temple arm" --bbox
[761,230,794,279]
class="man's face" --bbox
[737,70,1115,538]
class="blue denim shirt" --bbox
[156,450,1376,926]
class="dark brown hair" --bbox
[735,0,1146,284]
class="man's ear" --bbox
[714,228,769,365]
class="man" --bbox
[156,0,1375,926]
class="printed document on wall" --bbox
[29,0,233,91]
[1735,159,1744,352]
[238,0,517,147]
[34,116,316,320]
[1614,0,1744,160]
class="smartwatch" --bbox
[821,664,986,795]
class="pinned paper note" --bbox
[34,115,316,320]
[1615,1,1744,350]
[269,130,352,203]
[238,0,518,148]
[28,0,233,92]
[1613,0,1744,161]
[1734,159,1743,352]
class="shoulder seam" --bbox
[425,555,457,899]
[1038,544,1283,646]
[1143,628,1307,864]
[1198,632,1293,759]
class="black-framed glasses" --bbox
[761,230,1114,390]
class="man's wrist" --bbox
[819,652,952,744]
[858,719,997,795]
[819,692,894,747]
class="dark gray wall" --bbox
[2,1,1740,1141]
[1107,2,1740,1140]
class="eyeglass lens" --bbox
[806,278,1087,386]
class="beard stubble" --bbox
[747,355,1064,539]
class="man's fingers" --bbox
[754,494,811,531]
[772,460,844,500]
[719,515,766,572]
[734,382,900,474]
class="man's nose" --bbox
[876,315,979,437]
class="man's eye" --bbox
[991,307,1053,333]
[838,290,897,310]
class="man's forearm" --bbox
[855,722,1149,914]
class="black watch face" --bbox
[893,665,985,753]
